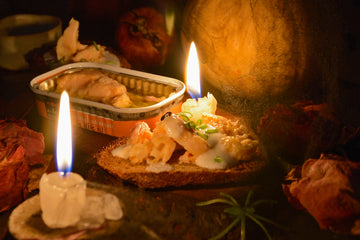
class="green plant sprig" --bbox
[176,112,218,140]
[93,41,99,51]
[196,191,288,240]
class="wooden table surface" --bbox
[0,68,359,240]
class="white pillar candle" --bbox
[39,172,86,228]
[39,91,86,228]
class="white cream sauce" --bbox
[195,132,236,170]
[162,115,237,170]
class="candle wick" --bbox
[59,171,70,178]
[57,160,72,177]
[188,90,201,100]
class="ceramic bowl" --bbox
[0,14,62,70]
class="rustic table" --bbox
[0,68,358,240]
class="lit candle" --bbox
[181,42,217,121]
[39,91,86,228]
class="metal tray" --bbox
[30,62,185,137]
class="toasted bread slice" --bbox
[96,138,268,189]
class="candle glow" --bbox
[185,42,201,99]
[39,90,123,229]
[39,90,86,228]
[56,91,72,176]
[182,42,217,122]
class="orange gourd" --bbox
[181,0,343,100]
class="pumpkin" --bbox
[181,0,344,99]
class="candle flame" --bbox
[56,91,72,176]
[185,42,201,99]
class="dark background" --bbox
[0,0,187,77]
[1,0,359,125]
[0,0,187,117]
[0,1,360,239]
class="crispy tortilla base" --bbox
[96,138,268,189]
